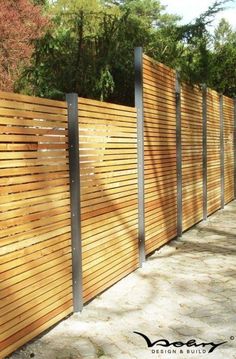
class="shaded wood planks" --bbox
[143,54,177,254]
[223,96,234,204]
[78,97,139,303]
[181,84,203,230]
[207,89,221,215]
[0,91,72,358]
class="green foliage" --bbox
[172,1,236,98]
[209,18,236,96]
[169,0,233,86]
[31,0,48,4]
[16,0,180,103]
[15,0,236,102]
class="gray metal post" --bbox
[176,73,182,237]
[134,47,145,265]
[220,94,224,209]
[202,85,207,220]
[66,93,83,312]
[234,98,236,198]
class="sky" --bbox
[162,0,236,31]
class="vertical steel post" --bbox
[220,94,224,209]
[234,98,236,199]
[202,85,208,220]
[134,47,145,265]
[176,73,182,237]
[66,93,83,312]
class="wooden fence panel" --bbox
[78,98,139,303]
[207,89,221,215]
[181,84,203,230]
[223,96,234,204]
[0,92,72,358]
[142,54,177,254]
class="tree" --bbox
[31,0,48,5]
[209,19,236,96]
[0,0,48,92]
[15,0,236,103]
[17,0,117,99]
[17,0,180,103]
[168,0,233,85]
[107,0,180,104]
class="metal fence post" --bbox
[176,73,182,237]
[134,47,145,266]
[202,85,207,220]
[234,98,236,199]
[66,93,83,312]
[220,94,224,209]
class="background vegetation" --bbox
[1,0,236,105]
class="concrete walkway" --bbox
[9,202,236,359]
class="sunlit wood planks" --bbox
[143,54,177,254]
[78,97,139,303]
[207,89,221,215]
[181,84,203,230]
[0,91,72,358]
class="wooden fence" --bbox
[0,49,235,357]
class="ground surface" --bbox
[8,201,236,359]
